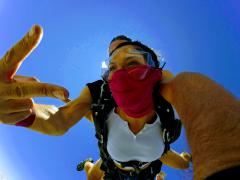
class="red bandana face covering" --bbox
[108,65,162,118]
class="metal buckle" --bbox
[99,135,103,144]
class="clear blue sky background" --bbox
[0,0,239,179]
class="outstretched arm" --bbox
[29,86,92,135]
[160,72,240,179]
[0,24,93,136]
[160,72,239,122]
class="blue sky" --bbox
[0,0,239,179]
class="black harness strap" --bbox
[153,82,182,146]
[88,80,115,161]
[104,159,162,180]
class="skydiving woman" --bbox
[0,26,191,180]
[78,35,192,180]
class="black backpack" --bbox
[87,79,182,175]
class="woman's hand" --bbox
[160,149,191,169]
[0,25,69,125]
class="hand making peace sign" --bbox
[0,25,69,124]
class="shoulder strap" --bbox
[87,79,115,139]
[153,83,182,146]
[87,80,115,160]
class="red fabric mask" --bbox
[109,65,162,118]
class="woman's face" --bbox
[108,45,147,80]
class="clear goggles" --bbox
[101,49,164,79]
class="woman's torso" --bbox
[106,109,165,162]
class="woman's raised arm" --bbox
[29,86,92,135]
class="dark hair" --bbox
[110,35,132,45]
[110,41,160,68]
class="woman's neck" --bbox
[115,107,156,134]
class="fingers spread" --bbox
[0,25,43,81]
[0,99,33,113]
[0,82,69,101]
[0,109,32,125]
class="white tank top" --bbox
[106,109,165,162]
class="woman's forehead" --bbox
[109,39,128,54]
[111,45,141,58]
